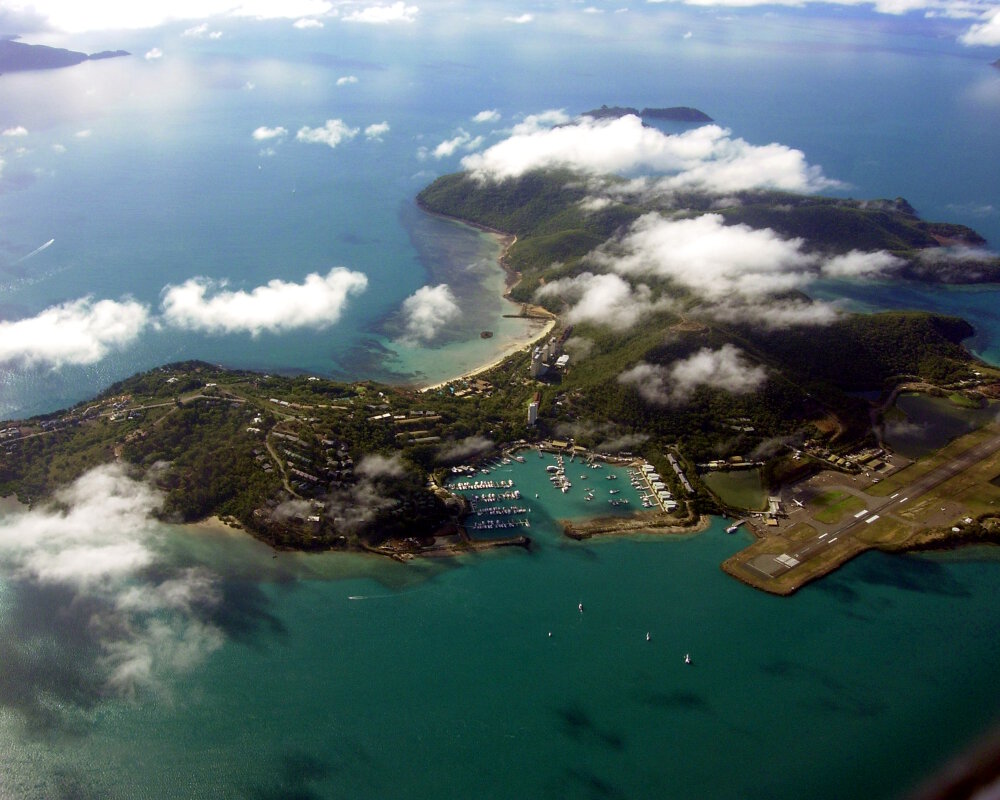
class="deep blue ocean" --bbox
[1,6,999,799]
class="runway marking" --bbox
[853,509,869,519]
[818,533,828,539]
[890,493,899,499]
[865,514,880,524]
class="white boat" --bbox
[578,603,584,613]
[684,653,691,665]
[646,632,651,642]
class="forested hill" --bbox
[417,171,1000,298]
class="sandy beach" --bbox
[418,315,556,392]
[415,225,559,392]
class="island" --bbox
[3,166,1000,592]
[0,37,129,74]
[581,105,714,123]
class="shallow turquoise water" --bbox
[0,8,999,798]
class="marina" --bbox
[445,449,668,541]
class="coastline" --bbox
[414,210,558,392]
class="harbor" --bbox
[445,447,687,542]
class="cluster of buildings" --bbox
[528,335,570,379]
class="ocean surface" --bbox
[1,6,1000,798]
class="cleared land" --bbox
[724,424,1000,594]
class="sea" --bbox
[1,6,1000,798]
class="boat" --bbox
[609,489,620,495]
[684,653,692,665]
[646,632,651,642]
[578,603,584,613]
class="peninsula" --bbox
[0,38,128,74]
[3,167,1000,592]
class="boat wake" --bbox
[12,238,55,265]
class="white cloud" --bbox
[2,126,28,137]
[398,283,461,344]
[822,249,905,278]
[431,129,484,159]
[343,2,419,23]
[461,115,838,193]
[294,17,325,28]
[0,464,225,700]
[232,0,334,19]
[683,30,693,38]
[75,129,92,138]
[52,143,66,153]
[535,272,671,329]
[296,119,360,148]
[593,212,816,301]
[472,109,501,124]
[144,47,164,60]
[251,125,287,141]
[504,13,535,23]
[365,121,390,140]
[618,345,767,405]
[160,268,368,336]
[0,297,150,367]
[181,23,221,37]
[336,75,359,85]
[960,6,1000,45]
[583,6,605,13]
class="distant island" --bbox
[581,105,713,123]
[3,166,1000,593]
[0,37,128,74]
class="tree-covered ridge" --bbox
[417,172,999,301]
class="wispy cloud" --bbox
[0,297,150,367]
[436,435,495,464]
[182,23,222,38]
[0,464,225,708]
[294,17,325,28]
[296,119,360,148]
[398,284,461,344]
[504,13,535,23]
[144,47,164,61]
[336,75,359,85]
[343,2,419,23]
[160,268,368,336]
[2,126,28,137]
[618,345,767,405]
[472,109,501,124]
[431,129,483,159]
